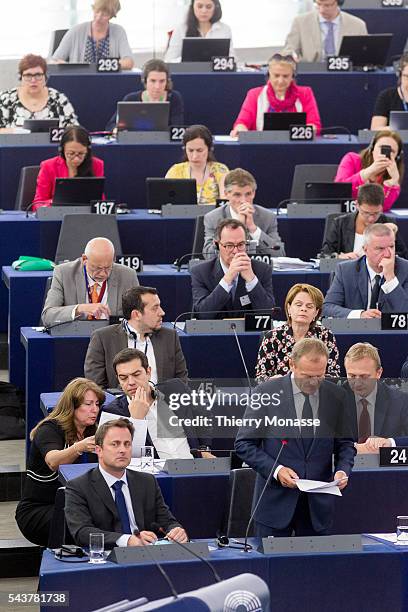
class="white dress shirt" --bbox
[164,20,234,62]
[219,257,258,294]
[98,465,138,547]
[230,206,262,244]
[72,271,109,319]
[126,322,158,384]
[347,260,399,319]
[352,233,365,256]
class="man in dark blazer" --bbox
[343,343,408,453]
[203,168,285,258]
[42,237,138,327]
[320,184,408,259]
[65,418,187,548]
[235,338,355,537]
[192,218,275,319]
[322,223,408,319]
[85,286,188,389]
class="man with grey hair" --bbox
[42,237,138,326]
[236,337,355,537]
[322,223,408,319]
[202,168,285,257]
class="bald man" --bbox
[41,237,139,327]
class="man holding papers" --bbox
[235,338,355,537]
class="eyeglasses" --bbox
[65,151,87,160]
[358,208,382,219]
[89,265,113,274]
[22,73,45,82]
[219,241,248,253]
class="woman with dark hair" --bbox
[15,378,105,546]
[105,59,184,131]
[371,53,408,130]
[165,124,228,204]
[256,284,340,382]
[0,54,78,131]
[165,0,233,63]
[32,125,104,211]
[335,130,404,212]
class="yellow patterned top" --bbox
[165,161,229,205]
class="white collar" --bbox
[318,11,341,25]
[366,260,383,282]
[355,384,378,407]
[290,372,319,401]
[98,464,128,488]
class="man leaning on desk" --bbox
[41,237,138,327]
[282,0,367,63]
[322,223,408,319]
[191,218,275,319]
[65,418,187,549]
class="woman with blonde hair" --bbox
[256,283,340,381]
[52,0,134,70]
[15,378,105,546]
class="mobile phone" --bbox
[380,145,392,159]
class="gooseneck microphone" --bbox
[243,439,287,552]
[230,322,252,395]
[42,313,81,334]
[151,523,221,583]
[133,529,178,599]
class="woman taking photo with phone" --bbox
[335,130,404,212]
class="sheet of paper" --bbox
[366,533,397,543]
[296,478,341,496]
[128,458,165,474]
[99,411,147,458]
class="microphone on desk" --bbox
[173,253,205,272]
[42,314,82,334]
[242,439,288,552]
[321,126,352,142]
[172,308,281,334]
[24,201,40,218]
[230,322,253,395]
[151,523,221,584]
[133,529,179,599]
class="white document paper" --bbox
[98,411,147,458]
[296,478,342,496]
[366,533,398,544]
[128,458,165,474]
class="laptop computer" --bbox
[146,178,197,207]
[263,112,306,131]
[52,177,105,205]
[23,119,59,133]
[181,38,230,62]
[389,111,408,131]
[304,182,352,204]
[116,101,170,132]
[339,34,393,68]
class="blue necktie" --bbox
[112,480,131,535]
[301,393,314,454]
[324,21,335,57]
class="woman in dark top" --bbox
[105,59,184,131]
[256,283,340,381]
[321,183,408,259]
[15,378,104,546]
[371,53,408,130]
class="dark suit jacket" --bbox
[322,256,408,318]
[84,324,188,389]
[235,374,355,533]
[65,467,181,548]
[191,256,275,319]
[321,212,408,259]
[343,381,408,445]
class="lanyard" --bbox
[84,266,107,304]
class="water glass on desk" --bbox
[397,516,408,544]
[89,533,106,563]
[141,446,154,470]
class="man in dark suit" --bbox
[235,338,355,537]
[42,237,138,327]
[101,348,212,459]
[322,223,408,319]
[191,218,275,319]
[343,342,408,453]
[321,184,408,260]
[85,286,188,389]
[65,418,187,548]
[203,168,285,258]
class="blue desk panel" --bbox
[4,265,330,388]
[39,540,403,612]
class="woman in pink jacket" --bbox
[335,130,404,212]
[32,125,104,210]
[231,54,321,136]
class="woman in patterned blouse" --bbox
[256,283,340,381]
[166,124,228,205]
[0,54,78,131]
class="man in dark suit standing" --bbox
[85,286,188,389]
[322,223,408,319]
[343,342,408,453]
[235,338,355,537]
[191,219,275,319]
[65,418,187,548]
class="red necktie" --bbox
[358,398,371,443]
[88,283,99,320]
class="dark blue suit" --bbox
[343,381,408,446]
[322,256,408,318]
[235,374,355,534]
[191,256,275,319]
